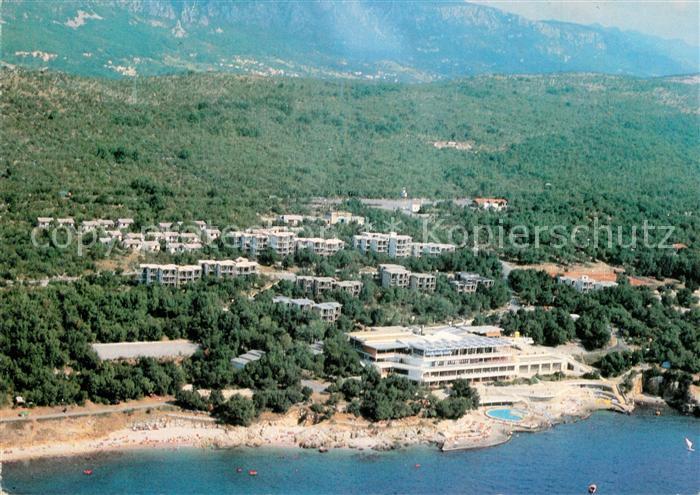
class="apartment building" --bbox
[473,198,508,211]
[273,296,342,322]
[277,214,305,226]
[268,231,297,256]
[450,272,495,293]
[199,258,259,278]
[378,264,411,288]
[166,241,203,254]
[348,325,570,387]
[335,280,363,297]
[325,211,365,226]
[56,218,75,228]
[296,276,363,297]
[179,232,201,243]
[557,275,618,293]
[409,273,437,292]
[141,241,161,253]
[143,264,200,286]
[37,217,53,229]
[227,228,294,257]
[117,218,134,230]
[80,219,115,232]
[312,302,343,322]
[272,296,315,311]
[296,237,345,257]
[296,276,337,296]
[353,232,413,258]
[140,258,255,286]
[203,228,221,242]
[410,242,456,258]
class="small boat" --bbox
[318,447,328,453]
[236,467,243,473]
[685,437,694,452]
[588,483,597,494]
[414,464,421,469]
[83,469,93,476]
[248,470,258,476]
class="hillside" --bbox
[2,1,698,80]
[0,69,698,279]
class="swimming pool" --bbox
[486,408,526,422]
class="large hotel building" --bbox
[348,325,579,387]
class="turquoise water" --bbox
[486,408,526,422]
[4,412,699,494]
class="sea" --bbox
[3,411,699,495]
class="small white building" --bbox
[117,218,135,230]
[37,217,53,228]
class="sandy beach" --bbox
[0,380,627,463]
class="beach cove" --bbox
[3,412,699,495]
[1,380,631,463]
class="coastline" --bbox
[1,381,625,463]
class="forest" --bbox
[0,69,698,282]
[0,68,697,418]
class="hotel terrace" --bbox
[348,325,577,387]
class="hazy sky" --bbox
[473,1,700,46]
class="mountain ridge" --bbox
[2,0,698,81]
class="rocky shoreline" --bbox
[1,380,627,463]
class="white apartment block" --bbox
[139,264,201,287]
[268,231,297,257]
[140,258,256,286]
[277,214,305,226]
[296,237,345,257]
[56,218,75,227]
[410,242,456,258]
[117,218,134,230]
[348,325,571,387]
[199,258,259,278]
[272,296,315,311]
[141,241,161,253]
[312,302,343,322]
[557,275,618,293]
[203,228,221,242]
[296,276,364,297]
[378,264,411,288]
[409,273,437,292]
[273,296,342,323]
[37,217,53,228]
[166,241,203,254]
[81,219,115,232]
[335,280,363,297]
[473,198,508,211]
[296,276,337,296]
[353,232,413,258]
[325,211,365,226]
[450,272,495,294]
